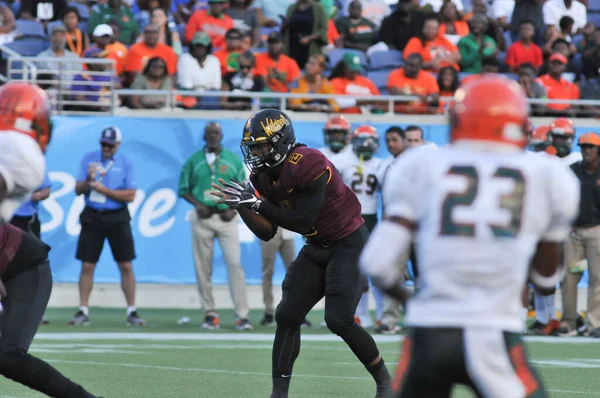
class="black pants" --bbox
[272,225,381,375]
[363,214,378,233]
[391,327,546,398]
[76,207,136,263]
[1,261,97,397]
[10,214,41,239]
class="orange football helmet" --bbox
[549,118,575,136]
[578,132,600,146]
[549,118,575,157]
[0,82,52,152]
[323,114,351,152]
[530,126,551,145]
[450,75,529,148]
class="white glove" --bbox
[222,179,262,210]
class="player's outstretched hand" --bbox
[211,178,261,210]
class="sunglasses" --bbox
[101,142,115,148]
[239,64,252,70]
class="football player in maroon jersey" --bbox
[212,109,391,398]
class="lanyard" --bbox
[97,160,114,182]
[206,152,219,181]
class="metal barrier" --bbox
[6,55,117,115]
[0,44,38,83]
[1,54,599,117]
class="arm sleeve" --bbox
[0,133,46,222]
[124,158,137,190]
[482,37,497,57]
[40,173,51,190]
[383,149,426,222]
[457,37,478,68]
[257,171,328,234]
[76,154,89,182]
[177,158,193,196]
[542,160,580,241]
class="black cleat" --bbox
[260,313,275,326]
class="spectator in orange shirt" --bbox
[106,20,129,73]
[404,16,461,72]
[439,1,469,43]
[436,65,459,112]
[62,6,89,56]
[87,24,124,77]
[329,52,384,114]
[536,53,580,114]
[125,23,178,85]
[213,28,244,76]
[387,53,439,114]
[289,54,339,112]
[505,20,544,72]
[185,0,233,49]
[255,32,301,92]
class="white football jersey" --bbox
[561,150,582,166]
[339,154,385,215]
[0,132,46,223]
[384,141,580,332]
[317,145,354,171]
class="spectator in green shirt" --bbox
[457,13,497,73]
[335,0,377,53]
[178,121,252,331]
[89,0,139,45]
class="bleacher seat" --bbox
[15,19,45,39]
[79,21,88,34]
[369,50,403,70]
[11,1,19,17]
[327,48,367,68]
[2,37,48,57]
[69,2,89,20]
[46,20,63,34]
[367,70,391,91]
[588,12,600,27]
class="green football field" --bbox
[1,308,599,398]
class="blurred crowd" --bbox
[1,0,599,115]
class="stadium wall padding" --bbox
[41,116,589,286]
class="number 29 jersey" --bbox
[338,155,385,215]
[384,142,580,332]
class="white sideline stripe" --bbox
[42,359,600,396]
[46,359,372,381]
[33,333,600,344]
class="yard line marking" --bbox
[45,359,372,381]
[547,390,600,396]
[33,333,600,344]
[532,360,600,369]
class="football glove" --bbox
[222,179,262,210]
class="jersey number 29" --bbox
[351,173,378,195]
[440,166,525,238]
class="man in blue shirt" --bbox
[69,126,144,327]
[10,174,52,239]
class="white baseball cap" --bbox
[93,24,113,37]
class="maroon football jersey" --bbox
[0,223,24,277]
[251,146,364,243]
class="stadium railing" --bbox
[2,55,600,117]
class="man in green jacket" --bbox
[457,14,497,73]
[178,122,252,331]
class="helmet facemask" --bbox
[324,129,348,153]
[352,136,378,160]
[241,132,291,174]
[550,132,573,157]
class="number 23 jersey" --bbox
[384,142,580,332]
[338,155,386,215]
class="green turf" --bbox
[0,308,598,398]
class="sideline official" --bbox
[560,132,600,338]
[178,122,252,331]
[10,173,51,239]
[69,126,144,327]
